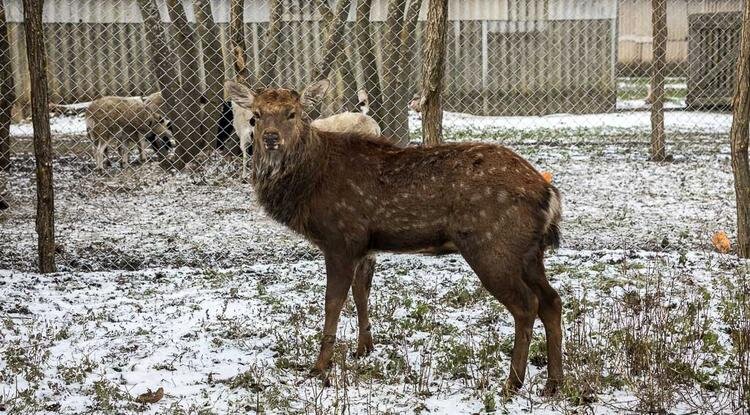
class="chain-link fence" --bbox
[3,1,750,413]
[0,0,743,272]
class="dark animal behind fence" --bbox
[225,80,563,396]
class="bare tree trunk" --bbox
[650,0,668,161]
[0,0,14,172]
[730,0,750,258]
[399,0,421,116]
[137,0,179,120]
[419,0,448,146]
[195,0,224,151]
[261,0,281,87]
[318,0,334,37]
[356,0,383,126]
[23,0,56,273]
[166,0,206,169]
[310,0,352,118]
[381,0,407,145]
[230,0,251,84]
[340,42,359,110]
[315,0,351,81]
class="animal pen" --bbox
[1,0,750,414]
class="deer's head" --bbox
[225,80,330,160]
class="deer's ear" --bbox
[300,79,331,108]
[357,89,369,104]
[225,81,255,109]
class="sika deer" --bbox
[86,93,173,170]
[226,80,563,396]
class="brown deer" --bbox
[226,80,563,396]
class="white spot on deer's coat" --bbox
[348,179,365,196]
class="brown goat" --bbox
[226,80,563,396]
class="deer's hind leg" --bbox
[454,239,539,396]
[138,136,148,164]
[352,255,376,357]
[523,248,563,396]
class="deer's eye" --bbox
[249,117,256,127]
[287,111,296,120]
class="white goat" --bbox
[86,92,173,170]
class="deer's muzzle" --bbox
[262,131,281,150]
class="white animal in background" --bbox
[310,89,382,137]
[86,93,173,171]
[231,98,255,180]
[408,92,423,113]
[231,84,383,179]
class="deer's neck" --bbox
[252,126,325,235]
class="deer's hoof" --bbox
[308,367,331,387]
[540,380,560,397]
[501,378,522,401]
[353,339,374,358]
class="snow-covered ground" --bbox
[1,251,748,414]
[1,106,748,414]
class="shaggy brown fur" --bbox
[226,80,563,396]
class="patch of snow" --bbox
[409,109,731,135]
[10,113,88,137]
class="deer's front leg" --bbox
[311,253,356,376]
[352,255,376,357]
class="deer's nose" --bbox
[262,131,280,149]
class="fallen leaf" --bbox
[541,171,553,184]
[711,231,731,254]
[135,387,164,404]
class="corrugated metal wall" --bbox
[3,0,617,115]
[3,0,618,23]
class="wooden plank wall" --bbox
[444,20,615,115]
[686,11,741,108]
[7,18,615,116]
[618,0,742,73]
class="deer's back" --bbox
[307,133,552,253]
[86,97,154,135]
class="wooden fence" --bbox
[686,11,742,108]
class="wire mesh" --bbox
[0,0,744,271]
